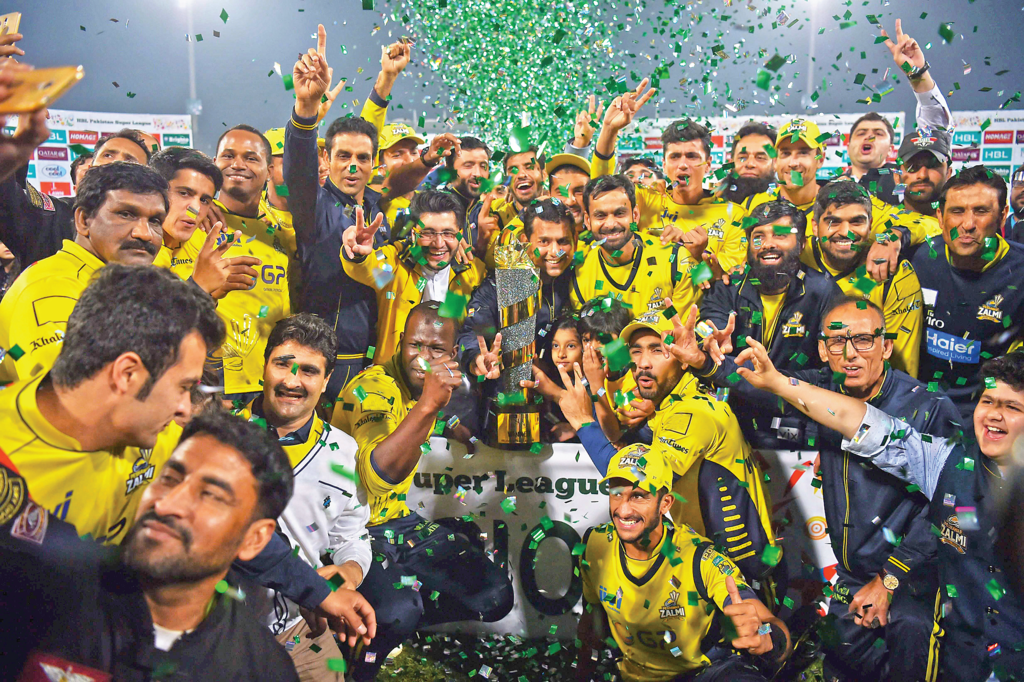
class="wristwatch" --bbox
[420,145,440,168]
[906,60,931,80]
[881,572,900,591]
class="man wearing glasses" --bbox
[670,296,962,681]
[342,190,485,365]
[807,181,925,377]
[1005,164,1024,244]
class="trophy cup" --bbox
[490,242,541,449]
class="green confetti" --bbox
[219,8,229,23]
[438,291,468,319]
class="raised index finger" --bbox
[316,24,327,57]
[725,576,743,604]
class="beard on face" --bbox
[748,242,802,291]
[122,509,232,585]
[719,174,773,204]
[223,181,256,203]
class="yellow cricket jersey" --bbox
[0,240,103,384]
[581,521,755,681]
[203,200,291,395]
[381,192,413,233]
[888,204,941,241]
[760,292,787,350]
[647,373,776,567]
[330,354,418,525]
[806,241,924,377]
[571,236,700,317]
[0,372,180,544]
[342,241,485,365]
[261,196,297,260]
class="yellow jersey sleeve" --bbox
[715,202,748,272]
[342,242,401,290]
[698,543,752,610]
[650,397,717,476]
[2,277,78,381]
[360,94,387,134]
[153,245,174,270]
[882,260,924,378]
[591,153,614,179]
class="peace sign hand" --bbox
[472,333,502,379]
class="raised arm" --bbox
[383,132,462,198]
[593,79,656,169]
[881,19,951,129]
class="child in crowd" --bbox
[577,297,637,443]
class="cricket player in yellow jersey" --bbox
[212,124,293,401]
[0,163,169,384]
[0,265,222,544]
[342,190,485,365]
[330,301,513,681]
[575,444,790,682]
[809,181,924,376]
[572,174,700,317]
[591,79,747,274]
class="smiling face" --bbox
[215,130,270,206]
[816,201,871,272]
[380,139,419,175]
[585,188,639,254]
[327,132,375,198]
[76,189,166,266]
[527,218,574,279]
[849,120,893,169]
[122,433,264,584]
[629,330,683,405]
[163,169,216,249]
[608,479,672,547]
[975,381,1024,463]
[747,217,802,292]
[817,302,891,397]
[662,140,708,192]
[549,168,589,228]
[399,312,457,397]
[505,151,545,205]
[414,210,460,271]
[732,133,775,180]
[1011,177,1024,217]
[262,339,330,429]
[939,184,1006,262]
[775,139,823,190]
[452,148,490,198]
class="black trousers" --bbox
[822,573,933,681]
[671,653,769,681]
[349,513,514,681]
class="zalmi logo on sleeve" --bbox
[977,295,1004,323]
[599,585,624,610]
[940,514,968,554]
[782,311,806,337]
[659,591,685,619]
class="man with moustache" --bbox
[808,180,924,376]
[572,174,699,314]
[1004,164,1024,244]
[719,122,778,204]
[668,297,961,681]
[546,153,591,234]
[908,165,1024,421]
[285,25,407,401]
[235,314,372,677]
[696,201,843,446]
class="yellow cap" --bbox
[776,118,825,150]
[545,153,591,177]
[621,310,675,344]
[601,443,673,493]
[379,123,425,152]
[264,127,285,156]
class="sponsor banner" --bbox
[15,108,192,196]
[949,110,1024,178]
[926,328,981,364]
[410,441,835,638]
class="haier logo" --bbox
[40,164,67,178]
[926,329,980,364]
[983,147,1012,163]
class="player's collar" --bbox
[618,522,674,586]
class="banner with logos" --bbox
[407,440,836,638]
[947,110,1024,179]
[18,108,192,198]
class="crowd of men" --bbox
[1,15,1023,682]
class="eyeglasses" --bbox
[417,229,459,242]
[903,155,944,173]
[823,332,882,354]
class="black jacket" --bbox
[840,162,901,206]
[0,172,75,267]
[698,263,843,447]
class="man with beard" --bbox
[719,122,777,204]
[572,174,699,316]
[546,153,591,234]
[737,346,1024,681]
[210,124,292,404]
[840,19,952,205]
[668,297,961,681]
[446,136,491,220]
[619,156,668,194]
[807,180,924,376]
[0,162,168,383]
[574,444,790,682]
[696,201,843,446]
[556,313,781,603]
[235,314,373,677]
[908,165,1024,421]
[593,80,747,274]
[1003,164,1023,244]
[285,25,408,401]
[342,190,484,365]
[0,409,377,681]
[332,302,514,681]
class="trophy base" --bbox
[487,410,541,450]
